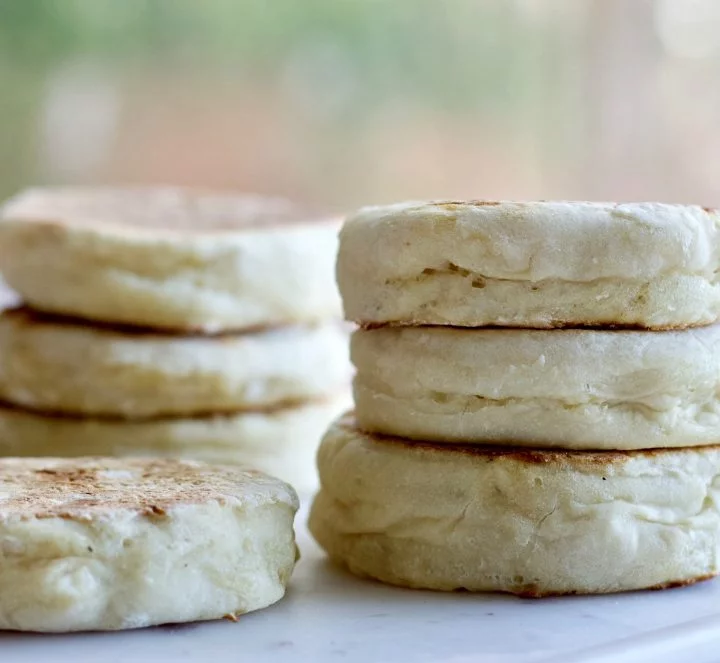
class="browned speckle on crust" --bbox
[338,416,720,465]
[145,505,167,517]
[0,457,281,521]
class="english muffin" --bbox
[338,200,720,329]
[352,324,720,449]
[0,457,298,631]
[0,187,341,331]
[0,308,349,417]
[310,416,720,596]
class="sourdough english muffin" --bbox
[338,200,720,329]
[0,396,348,494]
[0,308,350,417]
[0,187,341,331]
[309,416,720,596]
[352,325,720,449]
[0,457,298,631]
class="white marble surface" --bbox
[3,503,720,663]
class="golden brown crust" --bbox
[435,200,502,209]
[0,395,335,422]
[360,320,703,332]
[512,572,718,598]
[342,416,720,465]
[3,306,349,339]
[2,306,299,337]
[328,557,717,598]
[435,200,720,217]
[0,457,287,520]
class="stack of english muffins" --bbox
[310,200,720,596]
[0,187,351,493]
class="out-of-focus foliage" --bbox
[0,0,718,208]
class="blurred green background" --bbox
[1,0,719,210]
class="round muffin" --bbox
[309,415,720,596]
[0,457,298,631]
[0,187,341,331]
[0,397,348,494]
[0,307,350,417]
[338,200,720,329]
[352,324,720,449]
